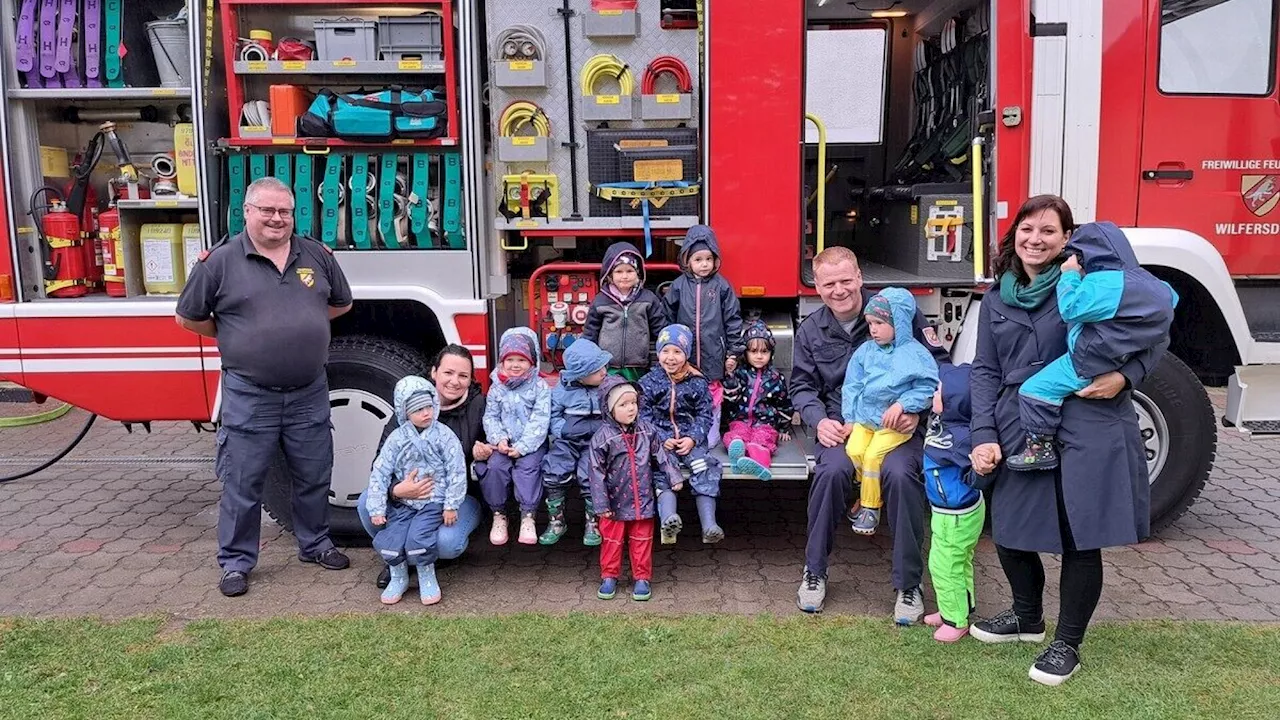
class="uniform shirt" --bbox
[177,233,352,388]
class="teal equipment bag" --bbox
[299,87,447,141]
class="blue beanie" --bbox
[655,324,694,357]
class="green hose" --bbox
[0,403,73,428]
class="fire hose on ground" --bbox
[0,410,98,484]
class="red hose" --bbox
[641,56,693,94]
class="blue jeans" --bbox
[357,489,480,560]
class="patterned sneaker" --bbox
[632,579,652,601]
[490,513,509,545]
[851,507,880,536]
[660,513,683,545]
[969,609,1047,644]
[582,512,602,547]
[796,567,827,613]
[1029,640,1081,686]
[517,513,538,545]
[894,585,925,626]
[727,438,746,466]
[598,577,618,600]
[1006,432,1059,472]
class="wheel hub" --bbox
[1132,390,1169,485]
[329,389,394,508]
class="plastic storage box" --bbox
[377,14,444,63]
[315,18,379,62]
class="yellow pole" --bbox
[971,136,986,282]
[804,113,827,254]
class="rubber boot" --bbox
[380,563,409,605]
[418,562,441,605]
[696,494,724,544]
[1006,432,1059,472]
[658,490,682,545]
[735,443,773,481]
[538,490,567,545]
[582,511,602,547]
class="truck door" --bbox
[1135,0,1280,275]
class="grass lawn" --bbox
[1,614,1277,719]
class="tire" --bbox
[263,335,431,546]
[1134,353,1216,533]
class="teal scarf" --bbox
[1000,264,1062,310]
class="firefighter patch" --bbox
[923,326,942,347]
[296,267,315,288]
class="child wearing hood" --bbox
[842,287,940,536]
[538,338,613,547]
[922,363,985,642]
[478,327,552,545]
[722,320,794,481]
[663,225,745,445]
[588,375,686,601]
[583,241,669,382]
[639,324,724,544]
[1007,221,1178,472]
[366,376,467,605]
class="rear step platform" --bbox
[706,429,816,481]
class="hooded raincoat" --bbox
[841,287,940,428]
[661,225,744,381]
[587,375,686,521]
[583,242,669,370]
[365,376,468,517]
[543,338,613,487]
[483,327,552,457]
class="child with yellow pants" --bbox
[841,288,940,535]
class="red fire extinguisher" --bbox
[36,194,90,299]
[99,203,127,297]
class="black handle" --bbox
[1143,169,1194,181]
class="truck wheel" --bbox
[1135,353,1216,533]
[262,335,431,545]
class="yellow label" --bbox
[392,139,415,145]
[511,137,537,146]
[595,94,620,105]
[399,59,423,70]
[910,205,919,225]
[271,138,296,145]
[508,60,534,71]
[242,125,268,133]
[936,199,959,206]
[619,139,668,148]
[40,146,69,178]
[655,93,681,104]
[515,220,539,228]
[151,88,178,96]
[246,61,267,72]
[598,9,623,15]
[282,60,306,70]
[633,159,683,182]
[333,59,357,68]
[154,200,179,207]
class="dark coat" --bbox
[583,242,668,370]
[587,375,685,520]
[662,226,744,381]
[722,365,793,433]
[638,367,715,445]
[437,383,486,466]
[970,287,1168,553]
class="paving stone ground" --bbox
[1,389,1278,622]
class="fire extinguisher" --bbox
[30,187,90,298]
[99,203,127,297]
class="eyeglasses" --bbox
[247,204,294,218]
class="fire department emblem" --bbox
[1240,175,1280,217]
[296,267,315,288]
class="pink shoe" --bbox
[489,513,508,545]
[933,624,969,643]
[924,612,944,628]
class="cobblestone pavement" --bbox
[0,389,1277,622]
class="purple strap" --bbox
[54,0,76,72]
[39,0,58,79]
[84,0,101,86]
[16,0,37,72]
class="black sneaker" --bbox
[299,547,350,570]
[219,570,248,597]
[969,608,1047,644]
[1030,640,1081,686]
[1006,432,1059,472]
[376,564,391,589]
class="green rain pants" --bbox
[928,497,985,628]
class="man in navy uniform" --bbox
[177,177,354,597]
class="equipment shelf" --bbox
[6,88,193,100]
[116,198,202,210]
[223,137,457,148]
[232,60,446,75]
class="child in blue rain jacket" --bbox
[366,375,468,606]
[842,287,940,536]
[1008,221,1179,471]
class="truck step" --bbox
[1240,419,1280,436]
[707,430,815,482]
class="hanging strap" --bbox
[378,153,400,248]
[103,0,123,87]
[226,154,248,236]
[409,153,430,238]
[54,0,75,73]
[591,181,699,257]
[248,152,268,181]
[320,153,342,249]
[273,153,292,187]
[442,152,463,249]
[39,0,58,81]
[84,0,102,87]
[294,155,315,238]
[349,154,371,249]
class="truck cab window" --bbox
[1159,0,1276,95]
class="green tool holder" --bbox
[410,153,430,241]
[320,154,343,249]
[273,154,292,187]
[104,0,123,88]
[294,155,315,238]
[349,154,371,249]
[248,153,268,182]
[378,154,400,248]
[443,152,463,249]
[227,154,248,236]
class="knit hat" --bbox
[742,320,775,351]
[613,253,639,269]
[864,293,894,324]
[606,382,638,416]
[655,323,694,357]
[499,328,537,365]
[404,385,436,415]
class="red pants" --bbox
[599,517,653,581]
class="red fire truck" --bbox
[0,0,1273,539]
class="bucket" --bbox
[146,20,190,88]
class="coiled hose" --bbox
[580,53,634,98]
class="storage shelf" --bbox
[7,87,191,100]
[232,59,445,75]
[224,0,441,4]
[223,136,457,148]
[116,197,201,210]
[495,216,700,233]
